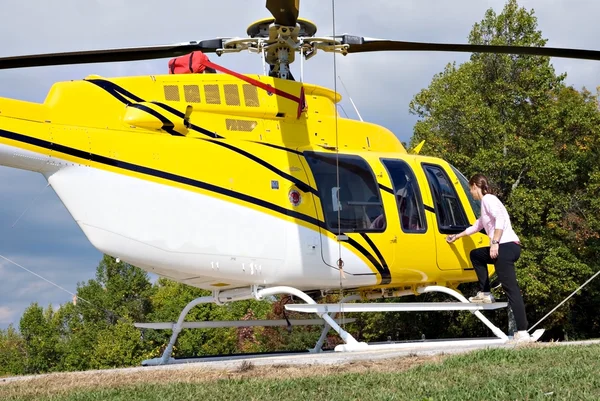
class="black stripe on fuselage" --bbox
[423,205,435,213]
[128,104,185,137]
[87,78,142,104]
[343,236,388,284]
[203,138,317,196]
[379,184,394,195]
[87,79,221,139]
[252,141,303,156]
[359,233,391,285]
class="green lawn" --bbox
[3,344,600,401]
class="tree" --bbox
[0,325,26,375]
[408,0,600,339]
[76,255,154,326]
[19,303,62,373]
[51,255,156,371]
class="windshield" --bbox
[450,164,481,218]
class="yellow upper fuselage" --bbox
[0,71,488,293]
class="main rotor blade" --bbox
[266,0,300,26]
[0,39,225,70]
[341,36,600,61]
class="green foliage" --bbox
[19,303,62,374]
[408,0,600,338]
[0,325,26,376]
[77,255,155,327]
[90,320,146,369]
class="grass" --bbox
[2,343,600,400]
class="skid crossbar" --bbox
[134,318,355,330]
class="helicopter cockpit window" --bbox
[450,164,481,218]
[422,163,470,234]
[381,159,426,233]
[304,152,385,233]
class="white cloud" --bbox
[0,306,15,324]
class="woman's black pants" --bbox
[469,242,528,331]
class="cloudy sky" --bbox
[0,0,598,329]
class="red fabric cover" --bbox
[168,51,211,74]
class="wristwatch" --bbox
[491,240,500,245]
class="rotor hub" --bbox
[247,17,317,39]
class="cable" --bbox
[0,253,128,324]
[337,75,363,122]
[11,183,49,228]
[330,0,346,328]
[0,253,82,301]
[528,269,600,332]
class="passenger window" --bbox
[381,159,426,233]
[422,163,470,233]
[304,152,385,233]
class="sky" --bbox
[0,0,599,330]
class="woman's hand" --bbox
[490,243,499,258]
[446,234,457,244]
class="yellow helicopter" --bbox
[1,0,599,364]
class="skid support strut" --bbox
[256,286,368,350]
[137,286,357,365]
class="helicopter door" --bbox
[380,159,435,275]
[422,163,476,270]
[302,152,388,277]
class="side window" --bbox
[304,152,385,233]
[450,164,481,218]
[381,159,426,233]
[422,163,470,233]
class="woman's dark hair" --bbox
[469,173,492,195]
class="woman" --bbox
[446,174,531,342]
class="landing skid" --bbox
[136,285,544,365]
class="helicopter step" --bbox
[285,302,509,313]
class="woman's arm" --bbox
[446,218,482,243]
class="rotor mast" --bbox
[265,23,298,80]
[264,0,300,80]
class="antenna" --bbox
[337,75,363,122]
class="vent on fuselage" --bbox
[224,84,241,106]
[243,84,260,107]
[204,84,221,104]
[163,85,180,101]
[184,85,201,103]
[226,119,258,132]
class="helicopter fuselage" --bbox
[0,72,488,294]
